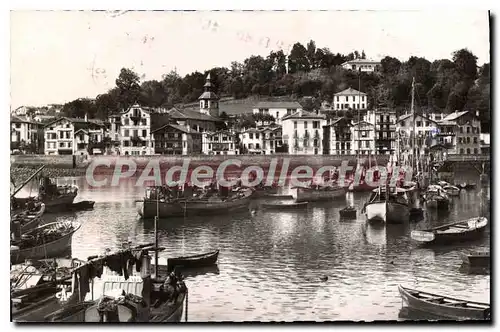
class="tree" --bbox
[361,50,366,59]
[381,56,401,77]
[452,48,478,82]
[115,68,141,110]
[306,40,317,69]
[288,43,310,74]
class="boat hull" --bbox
[139,200,184,219]
[167,250,219,271]
[462,254,490,267]
[262,202,308,210]
[411,218,488,246]
[182,195,251,215]
[295,187,345,202]
[398,285,490,320]
[11,224,80,264]
[365,201,409,224]
[42,193,78,213]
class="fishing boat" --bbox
[10,221,81,264]
[43,244,187,322]
[294,185,345,202]
[167,250,219,272]
[65,200,95,211]
[11,258,84,322]
[12,202,46,233]
[410,217,488,245]
[339,206,357,219]
[182,188,253,215]
[398,285,490,320]
[424,185,451,210]
[261,201,308,210]
[443,185,460,197]
[250,185,279,199]
[138,187,185,219]
[363,186,410,224]
[461,251,490,267]
[37,177,79,212]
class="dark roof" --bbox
[396,113,438,124]
[282,110,325,120]
[167,108,222,122]
[44,117,105,129]
[152,123,201,134]
[11,116,40,125]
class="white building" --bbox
[43,117,105,155]
[437,111,482,155]
[252,101,303,125]
[119,104,154,156]
[395,113,438,161]
[11,116,43,153]
[240,126,283,155]
[341,59,381,72]
[282,110,326,155]
[333,88,368,111]
[202,130,239,155]
[351,121,376,155]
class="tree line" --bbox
[58,40,490,130]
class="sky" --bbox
[10,10,490,109]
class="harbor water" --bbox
[16,172,490,322]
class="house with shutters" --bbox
[282,110,326,155]
[333,87,368,111]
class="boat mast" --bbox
[411,77,416,177]
[155,187,159,278]
[11,165,46,198]
[357,69,361,167]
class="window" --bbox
[460,127,464,133]
[287,109,292,115]
[473,137,478,144]
[142,130,147,137]
[458,137,463,144]
[416,121,422,127]
[141,119,147,126]
[346,96,349,102]
[336,96,339,102]
[466,127,470,134]
[341,104,344,110]
[223,136,228,141]
[313,121,319,129]
[365,141,370,148]
[362,96,365,101]
[249,133,254,139]
[276,112,279,119]
[474,148,478,154]
[294,121,297,129]
[304,121,308,129]
[466,137,471,144]
[124,129,129,137]
[467,148,471,154]
[255,134,260,139]
[362,104,365,109]
[361,131,367,138]
[401,121,406,127]
[426,121,430,127]
[256,143,260,149]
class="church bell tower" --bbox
[198,73,219,117]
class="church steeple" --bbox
[198,73,219,117]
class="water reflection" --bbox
[17,173,491,321]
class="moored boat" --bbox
[398,285,490,320]
[461,251,490,267]
[267,194,294,200]
[295,185,345,202]
[410,217,488,245]
[43,243,187,323]
[182,188,252,215]
[250,185,279,198]
[443,185,460,197]
[261,201,308,210]
[65,200,95,211]
[11,221,81,264]
[37,177,78,212]
[339,206,357,219]
[167,250,219,272]
[12,202,46,233]
[424,185,451,210]
[363,187,410,224]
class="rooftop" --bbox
[341,59,381,65]
[334,87,367,96]
[282,110,326,121]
